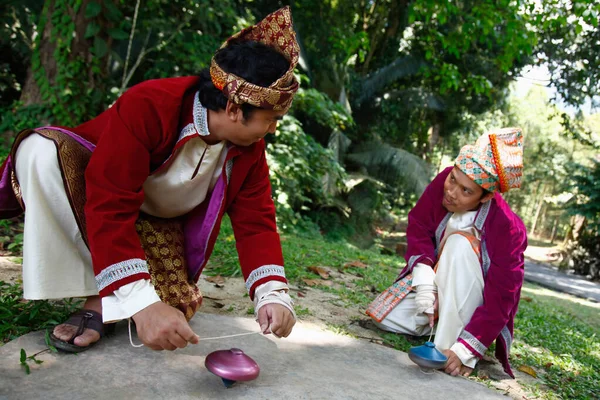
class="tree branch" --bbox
[121,0,141,90]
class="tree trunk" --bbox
[18,0,110,128]
[530,185,546,236]
[425,120,441,163]
[20,1,58,108]
[550,217,558,244]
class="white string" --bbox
[128,319,145,348]
[128,318,261,348]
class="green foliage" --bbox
[0,219,24,254]
[569,159,600,232]
[565,159,600,280]
[0,103,51,157]
[266,115,346,232]
[291,88,355,134]
[534,0,600,107]
[30,0,108,126]
[0,280,82,343]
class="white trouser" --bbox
[15,134,97,299]
[374,234,484,351]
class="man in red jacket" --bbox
[1,7,298,352]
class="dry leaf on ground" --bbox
[517,365,538,378]
[302,278,333,287]
[308,266,330,279]
[343,261,368,269]
[205,275,225,285]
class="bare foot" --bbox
[52,296,102,347]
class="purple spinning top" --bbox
[205,348,260,387]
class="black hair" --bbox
[198,40,290,120]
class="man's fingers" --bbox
[162,341,177,351]
[169,333,189,349]
[257,306,270,333]
[177,321,199,345]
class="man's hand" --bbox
[132,301,199,351]
[257,303,295,338]
[424,292,439,327]
[442,349,473,377]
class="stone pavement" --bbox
[0,313,505,400]
[524,260,600,302]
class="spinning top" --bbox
[408,341,448,370]
[205,348,260,388]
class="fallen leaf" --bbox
[308,266,330,279]
[297,291,306,298]
[517,365,538,378]
[205,275,225,285]
[302,278,333,287]
[343,260,368,269]
[521,296,533,302]
[477,370,490,380]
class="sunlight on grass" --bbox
[512,283,599,400]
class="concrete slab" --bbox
[0,313,504,400]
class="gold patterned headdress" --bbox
[209,6,300,112]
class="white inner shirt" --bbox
[140,138,227,218]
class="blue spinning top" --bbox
[408,341,448,369]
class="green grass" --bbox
[207,216,403,301]
[0,280,82,344]
[511,283,600,400]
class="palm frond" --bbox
[347,142,431,196]
[385,88,446,112]
[354,56,426,107]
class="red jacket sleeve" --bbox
[84,88,164,297]
[227,143,287,299]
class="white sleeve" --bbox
[101,279,162,323]
[253,281,296,320]
[412,262,436,287]
[450,342,479,368]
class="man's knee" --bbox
[445,234,477,254]
[16,134,59,175]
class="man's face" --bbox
[442,167,493,213]
[225,105,286,147]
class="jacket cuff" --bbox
[95,258,151,297]
[458,330,487,358]
[245,265,288,300]
[102,279,161,323]
[451,342,479,368]
[412,262,436,287]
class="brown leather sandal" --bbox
[49,309,115,353]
